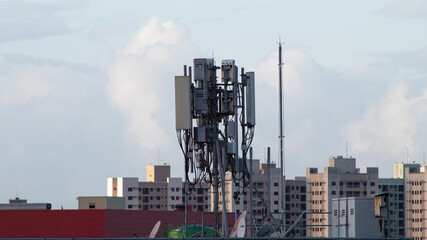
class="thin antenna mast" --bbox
[346,141,348,158]
[277,37,285,231]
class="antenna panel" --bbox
[245,72,256,126]
[175,76,191,130]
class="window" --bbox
[128,187,133,192]
[128,205,133,209]
[128,196,133,200]
[274,182,278,187]
[300,186,306,193]
[143,188,149,194]
[370,182,375,186]
[332,191,336,195]
[274,192,278,196]
[331,181,336,186]
[89,203,96,209]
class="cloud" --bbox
[108,17,197,153]
[377,0,427,19]
[0,53,131,208]
[249,46,427,178]
[0,0,85,42]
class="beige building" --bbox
[394,163,421,179]
[306,156,378,237]
[218,160,307,237]
[107,165,210,212]
[403,165,427,240]
[107,177,139,209]
[77,196,125,210]
[147,165,170,182]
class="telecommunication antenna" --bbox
[277,38,285,231]
[175,58,256,235]
[346,141,348,158]
[423,152,425,166]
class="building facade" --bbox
[306,156,378,237]
[107,165,210,212]
[378,178,405,238]
[403,165,427,240]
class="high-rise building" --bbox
[222,160,282,227]
[394,163,421,179]
[107,177,139,210]
[378,178,405,238]
[402,165,427,240]
[107,165,210,212]
[284,177,307,237]
[306,156,378,237]
[220,160,306,237]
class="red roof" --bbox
[0,209,236,238]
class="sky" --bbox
[1,0,427,209]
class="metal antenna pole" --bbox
[183,65,188,238]
[249,147,254,237]
[278,39,285,230]
[267,147,271,216]
[220,144,228,237]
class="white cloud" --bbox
[250,46,427,177]
[108,17,197,152]
[377,0,427,19]
[345,83,427,162]
[0,63,57,105]
[0,0,85,42]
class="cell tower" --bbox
[174,58,256,236]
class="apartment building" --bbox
[107,177,139,210]
[222,160,281,225]
[284,177,307,237]
[306,156,378,237]
[108,165,210,212]
[185,180,211,212]
[378,178,405,238]
[403,165,427,240]
[219,159,306,237]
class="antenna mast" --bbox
[278,38,285,230]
